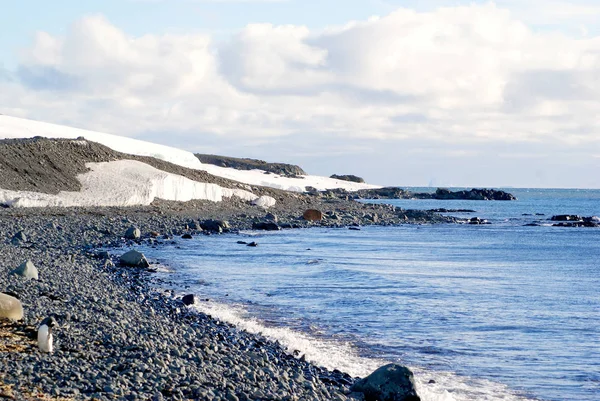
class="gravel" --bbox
[0,198,453,400]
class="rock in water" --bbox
[124,226,141,240]
[0,293,24,321]
[11,260,39,280]
[182,294,196,306]
[350,363,421,401]
[120,250,150,268]
[303,209,323,221]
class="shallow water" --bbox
[140,188,600,401]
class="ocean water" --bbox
[138,188,600,401]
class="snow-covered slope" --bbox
[0,115,379,192]
[0,160,265,208]
[0,115,203,170]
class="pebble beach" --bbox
[0,196,445,400]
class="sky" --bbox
[1,0,600,188]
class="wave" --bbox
[187,296,535,401]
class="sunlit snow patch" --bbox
[0,115,381,192]
[0,160,261,208]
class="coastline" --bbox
[0,198,449,400]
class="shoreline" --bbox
[0,199,448,400]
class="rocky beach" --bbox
[0,134,451,400]
[0,199,438,401]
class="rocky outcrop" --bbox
[424,188,516,201]
[352,187,412,199]
[350,364,421,401]
[551,215,600,227]
[347,187,516,201]
[330,174,365,183]
[195,154,306,177]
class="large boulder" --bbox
[252,196,276,208]
[303,209,323,221]
[0,293,24,321]
[124,226,141,240]
[350,364,421,401]
[11,260,39,280]
[201,220,230,233]
[119,250,150,268]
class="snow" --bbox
[0,115,203,170]
[0,115,381,208]
[0,160,259,208]
[0,115,380,192]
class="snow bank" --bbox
[0,160,261,208]
[0,115,380,192]
[0,115,203,170]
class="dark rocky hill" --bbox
[0,137,274,196]
[195,154,306,177]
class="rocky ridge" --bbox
[195,154,307,178]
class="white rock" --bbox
[252,196,276,208]
[11,260,39,280]
[0,293,24,321]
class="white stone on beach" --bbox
[0,293,24,321]
[11,260,39,280]
[252,196,276,208]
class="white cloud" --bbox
[2,3,600,161]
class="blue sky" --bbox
[1,0,600,188]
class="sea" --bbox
[137,188,600,401]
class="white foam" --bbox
[188,299,534,401]
[0,115,380,193]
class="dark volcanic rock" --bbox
[182,294,196,305]
[353,187,411,199]
[195,154,306,177]
[351,187,516,201]
[252,221,280,231]
[351,363,421,401]
[428,188,516,201]
[200,219,230,233]
[330,174,365,183]
[551,215,599,227]
[551,215,582,221]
